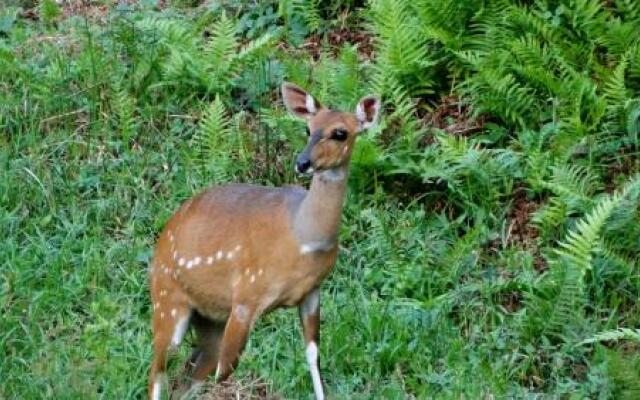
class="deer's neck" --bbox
[293,167,348,252]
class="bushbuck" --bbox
[148,82,381,400]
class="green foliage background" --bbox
[1,0,640,398]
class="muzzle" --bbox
[295,131,321,174]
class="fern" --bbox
[602,57,629,131]
[294,0,323,34]
[528,174,640,340]
[368,0,434,99]
[39,0,61,25]
[194,96,238,182]
[203,13,237,89]
[532,165,602,237]
[578,328,640,345]
[134,14,276,98]
[112,86,137,145]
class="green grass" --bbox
[2,0,640,399]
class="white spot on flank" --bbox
[226,252,233,260]
[178,257,185,266]
[306,341,324,400]
[173,251,178,260]
[305,94,317,113]
[163,267,169,274]
[250,274,256,283]
[168,231,174,242]
[153,302,159,310]
[193,257,201,266]
[216,251,223,260]
[258,269,263,276]
[234,245,242,251]
[171,314,190,348]
[160,290,167,297]
[207,256,214,265]
[160,312,165,319]
[171,308,177,318]
[186,260,193,269]
[244,268,250,276]
[151,373,165,400]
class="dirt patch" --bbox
[603,146,640,193]
[424,95,485,135]
[486,185,547,272]
[19,0,169,24]
[299,28,375,60]
[198,377,279,400]
[507,186,540,249]
[499,290,523,313]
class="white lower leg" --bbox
[305,341,324,400]
[151,373,165,400]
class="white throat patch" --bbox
[319,168,345,182]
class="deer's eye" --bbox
[331,129,348,141]
[305,126,310,136]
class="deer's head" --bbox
[281,82,381,175]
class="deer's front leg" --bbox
[299,288,324,400]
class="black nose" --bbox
[296,159,311,173]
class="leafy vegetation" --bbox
[1,0,639,398]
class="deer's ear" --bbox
[281,82,322,119]
[355,95,381,131]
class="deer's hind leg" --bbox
[174,312,225,398]
[149,262,192,400]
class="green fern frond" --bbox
[603,58,629,122]
[194,96,235,182]
[298,0,323,34]
[542,165,602,200]
[236,31,279,65]
[112,87,136,144]
[368,0,434,96]
[203,13,238,92]
[461,68,537,128]
[533,174,640,339]
[625,100,640,137]
[329,45,362,110]
[135,17,195,47]
[578,328,640,345]
[412,0,476,49]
